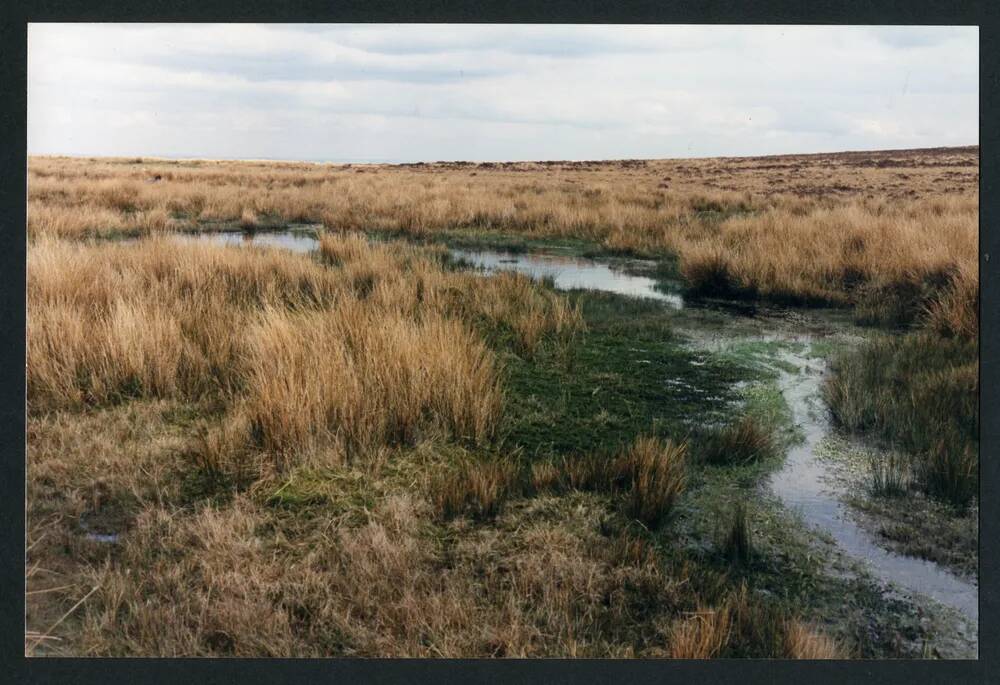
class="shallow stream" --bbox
[172,229,978,653]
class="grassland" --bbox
[26,147,978,657]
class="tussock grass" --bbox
[237,306,502,461]
[868,451,911,498]
[29,149,977,331]
[677,198,977,321]
[620,437,688,528]
[667,604,732,658]
[667,584,845,658]
[431,456,523,520]
[783,620,844,659]
[825,333,978,507]
[701,415,776,466]
[522,438,687,528]
[28,234,582,475]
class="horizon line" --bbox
[27,143,981,168]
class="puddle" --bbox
[173,230,684,308]
[178,226,321,254]
[767,341,978,653]
[162,230,977,650]
[451,248,683,308]
[83,532,120,544]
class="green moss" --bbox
[498,291,747,458]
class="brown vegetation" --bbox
[26,147,972,657]
[28,234,580,474]
[28,148,978,337]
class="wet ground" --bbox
[166,228,978,656]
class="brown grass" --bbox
[431,456,523,520]
[783,620,844,659]
[28,149,978,335]
[621,437,688,528]
[28,234,582,475]
[667,585,846,658]
[26,147,969,657]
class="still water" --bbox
[180,230,683,307]
[172,229,978,650]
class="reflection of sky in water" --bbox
[769,348,978,631]
[180,230,319,254]
[451,248,683,309]
[178,233,684,308]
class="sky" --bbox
[27,24,978,162]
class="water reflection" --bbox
[179,228,320,254]
[451,248,683,308]
[177,231,684,308]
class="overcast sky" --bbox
[28,24,978,162]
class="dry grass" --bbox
[667,605,733,658]
[621,437,688,528]
[28,148,978,335]
[431,456,523,520]
[667,585,846,659]
[26,147,968,657]
[783,620,844,659]
[30,473,841,657]
[28,234,581,475]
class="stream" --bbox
[174,229,978,654]
[768,338,978,655]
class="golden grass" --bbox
[28,234,580,474]
[783,620,844,659]
[28,149,978,336]
[238,305,501,460]
[668,586,846,659]
[621,437,688,528]
[667,605,732,658]
[26,147,970,657]
[431,456,522,520]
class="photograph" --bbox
[24,23,979,659]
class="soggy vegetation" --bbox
[26,147,978,657]
[824,333,978,508]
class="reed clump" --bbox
[824,333,978,507]
[620,437,688,528]
[28,234,582,475]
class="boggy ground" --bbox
[26,147,979,657]
[29,147,978,339]
[24,255,926,657]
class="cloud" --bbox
[27,24,978,161]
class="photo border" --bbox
[2,2,995,683]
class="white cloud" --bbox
[27,24,978,161]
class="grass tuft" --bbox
[431,457,523,520]
[868,451,910,498]
[701,415,776,466]
[620,437,688,528]
[722,501,753,565]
